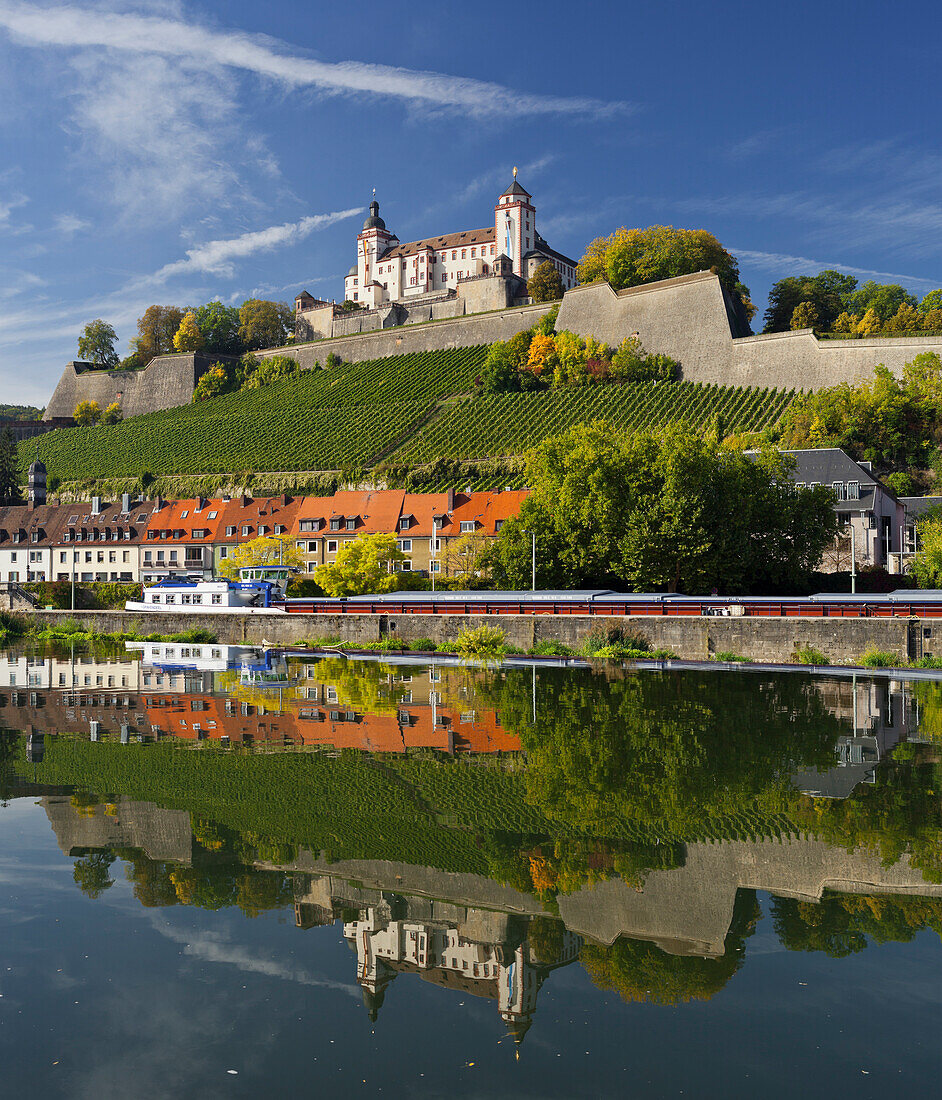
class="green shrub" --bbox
[715,651,751,663]
[593,643,676,659]
[582,624,652,656]
[860,648,899,668]
[794,645,830,666]
[407,637,437,652]
[453,625,507,658]
[529,640,574,656]
[909,655,942,669]
[374,636,407,652]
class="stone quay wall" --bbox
[18,609,920,665]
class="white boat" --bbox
[125,567,291,614]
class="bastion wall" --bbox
[44,271,942,419]
[43,352,228,420]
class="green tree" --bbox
[73,399,101,426]
[100,401,123,425]
[483,423,837,593]
[240,354,301,390]
[132,305,184,363]
[173,310,205,353]
[0,427,21,505]
[763,270,858,333]
[238,299,294,351]
[191,300,243,355]
[77,319,119,366]
[790,301,820,330]
[919,290,942,314]
[314,533,406,596]
[218,536,304,580]
[578,225,751,331]
[527,260,564,302]
[848,281,917,323]
[854,307,882,336]
[910,508,942,588]
[72,851,116,898]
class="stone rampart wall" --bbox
[46,271,942,418]
[44,353,226,420]
[261,300,552,370]
[557,272,942,391]
[17,608,916,664]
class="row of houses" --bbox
[1,450,938,588]
[0,466,528,585]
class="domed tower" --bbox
[27,456,46,509]
[344,196,397,305]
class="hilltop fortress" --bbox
[44,175,942,420]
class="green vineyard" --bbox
[24,344,795,481]
[391,382,796,463]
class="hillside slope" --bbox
[25,345,795,482]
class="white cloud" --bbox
[0,192,29,228]
[146,208,362,284]
[733,248,940,291]
[0,1,631,119]
[53,213,91,235]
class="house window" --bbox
[430,561,441,573]
[208,511,217,519]
[400,560,412,571]
[180,510,188,518]
[847,481,860,500]
[258,525,268,536]
[345,519,356,531]
[398,539,412,552]
[399,517,410,531]
[330,519,341,531]
[242,526,250,537]
[226,526,236,536]
[494,520,503,532]
[460,521,475,533]
[831,482,845,501]
[327,540,338,553]
[220,546,228,558]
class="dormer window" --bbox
[242,525,250,537]
[399,516,411,531]
[345,518,356,531]
[258,525,268,536]
[330,518,342,531]
[847,481,860,500]
[460,521,476,533]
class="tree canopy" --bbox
[482,422,838,593]
[77,319,119,367]
[763,270,859,333]
[0,428,21,505]
[132,305,184,363]
[314,532,406,596]
[190,301,243,355]
[577,225,754,330]
[238,299,294,351]
[777,352,942,475]
[73,399,101,426]
[173,311,205,353]
[527,260,564,302]
[218,536,304,580]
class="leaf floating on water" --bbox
[227,1070,238,1075]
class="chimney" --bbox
[446,487,455,511]
[155,495,165,510]
[121,492,131,513]
[27,459,46,510]
[91,495,102,516]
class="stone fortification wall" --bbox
[260,300,552,370]
[44,353,228,420]
[47,271,942,418]
[557,272,942,390]
[18,608,916,664]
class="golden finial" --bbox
[512,166,518,179]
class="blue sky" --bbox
[0,0,939,406]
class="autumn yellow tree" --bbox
[73,399,101,425]
[314,533,405,596]
[832,311,857,333]
[790,301,820,330]
[441,532,488,578]
[526,334,555,375]
[854,308,882,336]
[173,310,205,352]
[219,536,304,580]
[100,401,123,425]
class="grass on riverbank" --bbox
[27,619,219,645]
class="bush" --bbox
[715,651,751,663]
[909,656,942,669]
[582,623,651,656]
[529,640,574,656]
[860,648,899,668]
[794,645,830,665]
[406,637,437,652]
[374,636,407,652]
[453,625,507,657]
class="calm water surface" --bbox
[1,644,940,1097]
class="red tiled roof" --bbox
[379,227,496,261]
